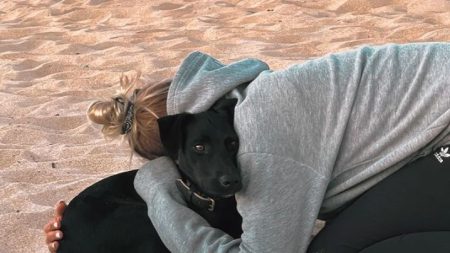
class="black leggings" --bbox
[308,146,450,253]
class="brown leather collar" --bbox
[175,179,216,211]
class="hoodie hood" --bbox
[167,51,270,115]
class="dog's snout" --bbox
[219,175,240,188]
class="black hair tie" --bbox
[120,89,140,135]
[121,102,134,134]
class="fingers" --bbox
[44,215,61,232]
[46,231,63,253]
[54,200,67,217]
[44,200,66,252]
[48,240,59,253]
[45,200,66,233]
[45,230,63,244]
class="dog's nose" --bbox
[219,175,240,188]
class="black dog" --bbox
[58,99,242,253]
[157,98,242,238]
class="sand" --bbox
[0,0,449,252]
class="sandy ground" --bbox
[0,0,449,252]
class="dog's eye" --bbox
[193,144,206,152]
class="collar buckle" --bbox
[175,179,216,212]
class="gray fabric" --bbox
[134,42,450,253]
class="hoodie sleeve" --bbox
[235,153,328,253]
[134,156,327,253]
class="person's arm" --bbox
[134,155,328,253]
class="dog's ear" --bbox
[157,114,189,160]
[212,98,237,120]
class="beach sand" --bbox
[0,0,449,252]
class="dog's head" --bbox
[157,98,242,198]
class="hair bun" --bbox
[87,98,127,138]
[87,72,141,137]
[86,73,170,160]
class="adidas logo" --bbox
[434,147,450,163]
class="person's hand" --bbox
[43,201,67,253]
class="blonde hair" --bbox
[87,73,171,160]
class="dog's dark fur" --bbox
[58,99,242,253]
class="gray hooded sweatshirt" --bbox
[134,42,450,253]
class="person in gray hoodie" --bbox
[45,42,450,253]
